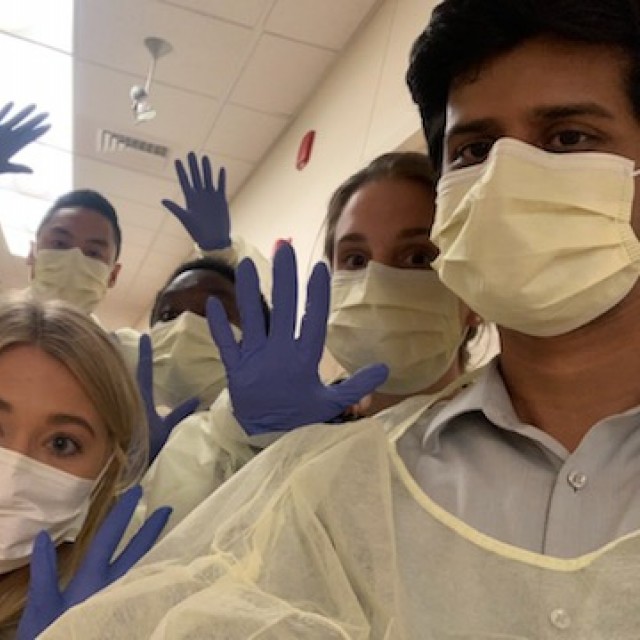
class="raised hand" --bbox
[136,334,199,464]
[207,243,389,435]
[17,486,170,640]
[162,152,231,250]
[0,102,50,174]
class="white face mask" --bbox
[433,138,640,337]
[30,247,111,314]
[150,311,240,410]
[0,447,95,574]
[326,262,465,395]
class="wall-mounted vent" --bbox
[97,129,169,158]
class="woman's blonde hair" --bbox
[0,294,147,631]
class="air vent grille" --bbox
[98,129,169,158]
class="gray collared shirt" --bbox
[397,358,640,557]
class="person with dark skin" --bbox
[150,258,243,329]
[146,257,267,413]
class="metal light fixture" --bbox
[130,36,172,123]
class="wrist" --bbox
[197,237,232,251]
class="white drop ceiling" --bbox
[1,0,382,330]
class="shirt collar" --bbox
[420,357,640,459]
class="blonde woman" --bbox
[0,296,168,639]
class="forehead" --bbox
[0,344,103,423]
[335,178,435,240]
[446,38,632,137]
[40,207,115,242]
[161,268,235,297]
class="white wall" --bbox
[228,0,437,281]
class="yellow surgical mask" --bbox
[150,311,239,410]
[433,138,640,337]
[30,248,110,314]
[326,262,465,395]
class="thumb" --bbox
[165,396,199,428]
[329,364,389,407]
[161,199,188,223]
[26,531,63,606]
[3,163,32,174]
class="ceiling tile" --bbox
[230,35,335,115]
[74,0,255,98]
[205,105,289,163]
[73,156,175,210]
[0,33,73,152]
[0,144,72,203]
[0,0,74,52]
[116,244,147,275]
[195,153,255,200]
[147,228,194,258]
[156,210,192,240]
[108,195,167,234]
[161,0,270,27]
[266,0,380,50]
[73,61,220,161]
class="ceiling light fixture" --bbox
[130,36,172,123]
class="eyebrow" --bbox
[48,414,97,437]
[49,226,73,238]
[337,228,431,245]
[336,232,366,245]
[397,227,431,239]
[446,102,615,142]
[530,102,615,122]
[0,396,96,437]
[85,238,109,249]
[49,226,109,249]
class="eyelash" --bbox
[450,126,605,168]
[46,434,82,457]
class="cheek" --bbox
[79,435,112,481]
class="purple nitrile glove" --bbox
[0,102,50,174]
[161,152,231,251]
[17,485,171,640]
[136,334,199,464]
[207,242,389,435]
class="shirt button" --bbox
[549,608,572,630]
[567,470,588,491]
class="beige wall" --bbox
[229,0,437,281]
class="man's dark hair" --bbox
[150,256,271,329]
[406,0,640,171]
[37,189,122,259]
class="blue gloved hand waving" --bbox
[0,102,50,175]
[161,152,231,250]
[207,243,389,435]
[136,334,199,464]
[17,485,171,640]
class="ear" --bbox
[465,310,483,328]
[108,262,121,288]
